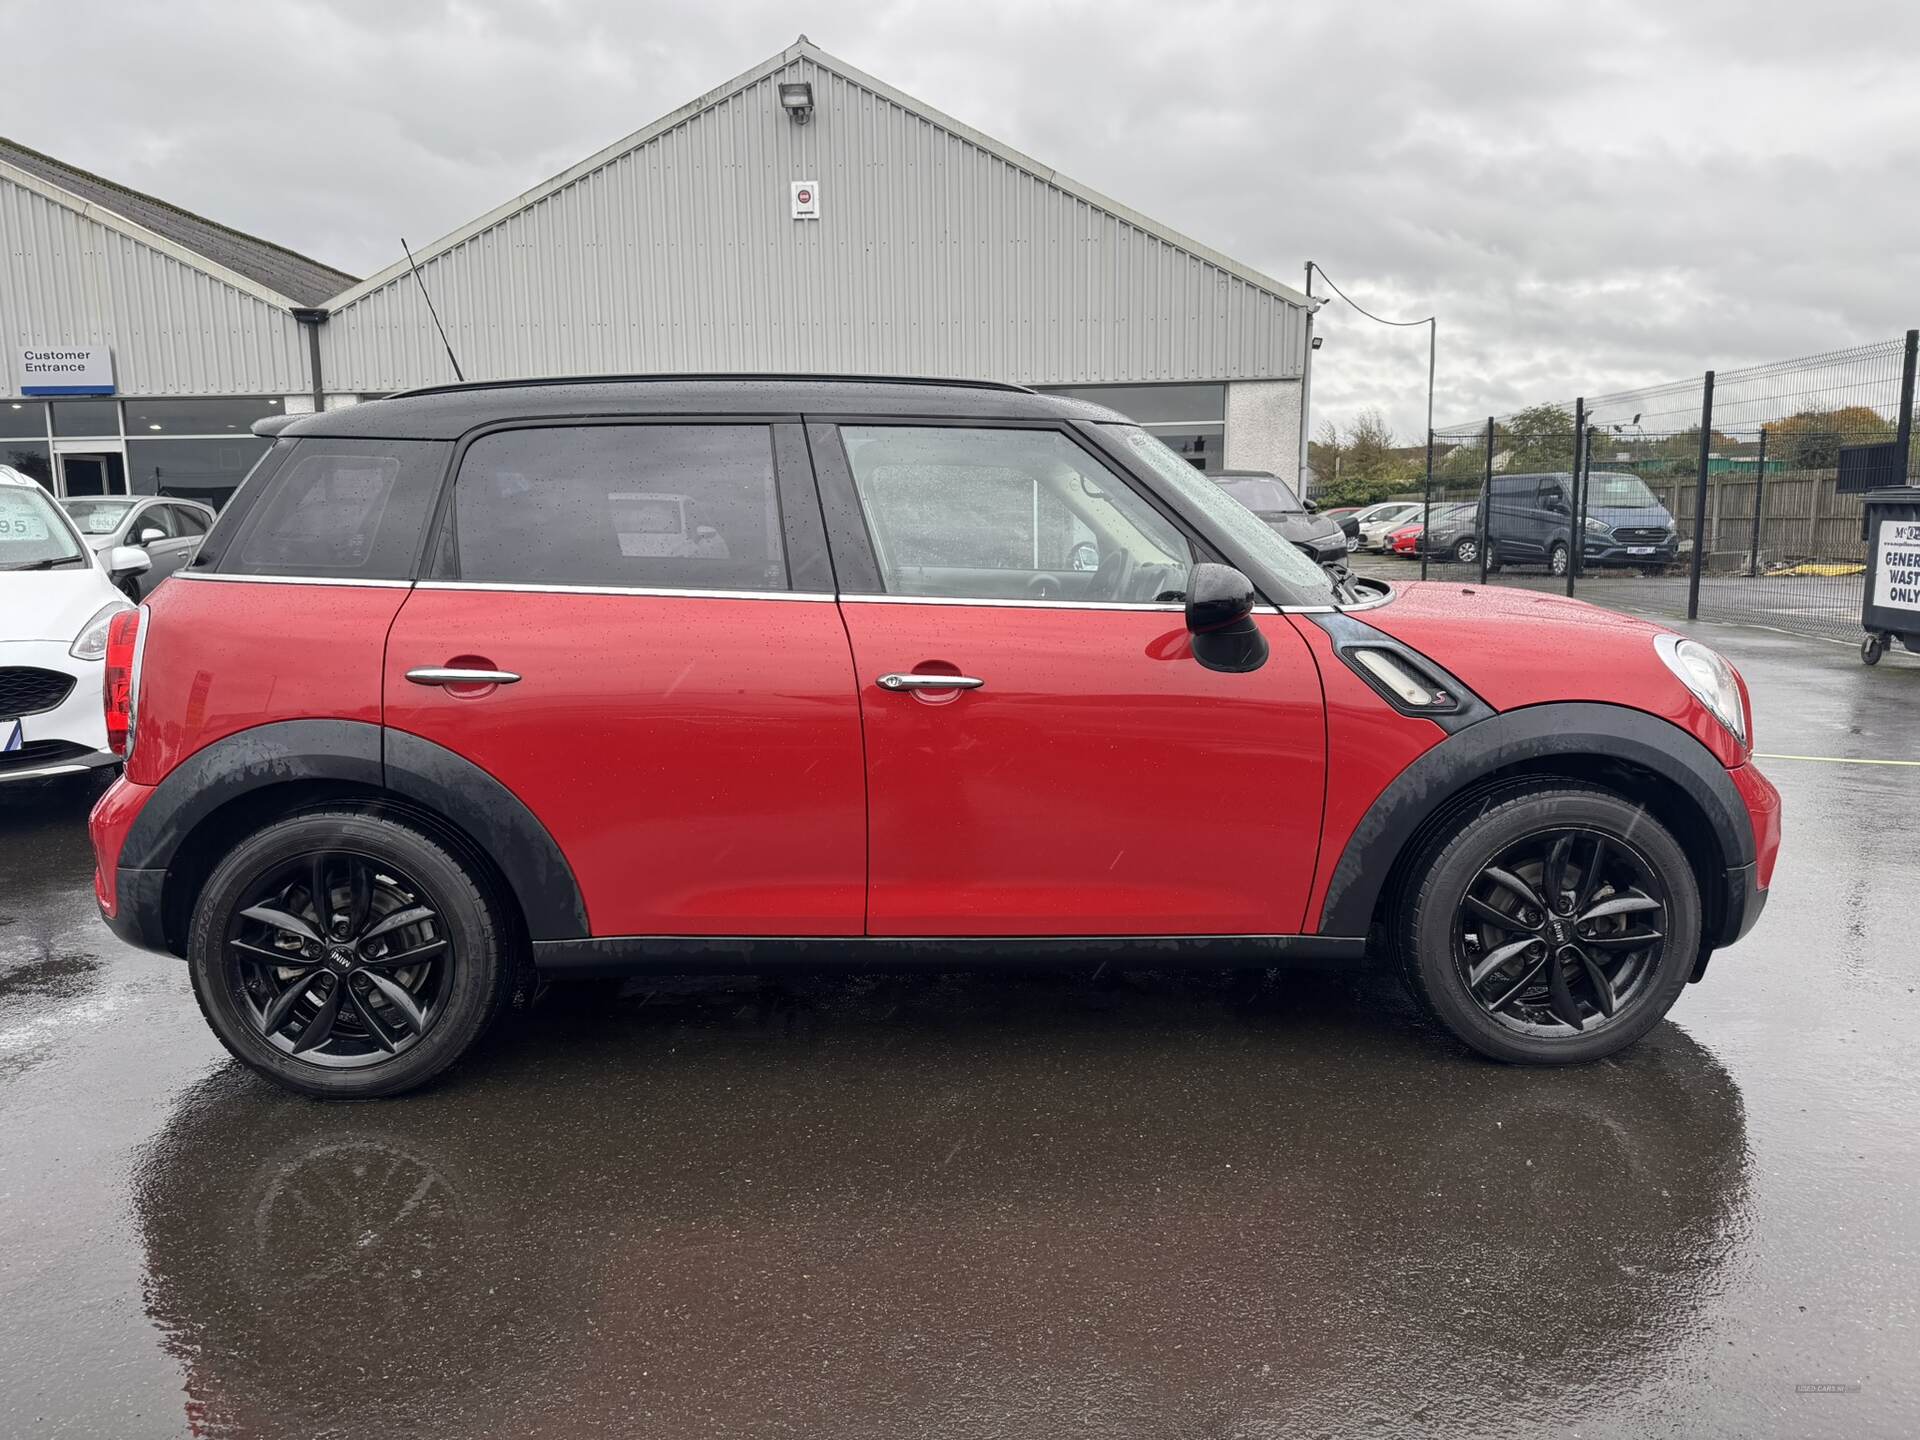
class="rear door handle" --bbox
[876,673,984,691]
[406,667,522,686]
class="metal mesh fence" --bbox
[1396,333,1920,647]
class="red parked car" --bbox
[1390,521,1423,556]
[88,377,1779,1098]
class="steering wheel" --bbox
[1027,574,1060,600]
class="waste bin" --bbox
[1861,486,1920,665]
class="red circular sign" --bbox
[797,189,812,205]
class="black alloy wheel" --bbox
[189,811,512,1098]
[226,851,452,1068]
[1395,782,1700,1064]
[1454,826,1667,1037]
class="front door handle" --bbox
[406,667,522,687]
[876,673,984,691]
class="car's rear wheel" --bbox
[187,812,513,1099]
[1451,536,1479,565]
[1396,782,1699,1064]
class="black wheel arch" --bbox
[1318,702,1755,953]
[119,720,588,956]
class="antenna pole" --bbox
[402,237,464,382]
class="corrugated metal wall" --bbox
[0,173,310,398]
[323,56,1303,392]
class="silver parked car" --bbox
[59,496,215,599]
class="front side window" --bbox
[445,425,786,591]
[840,426,1191,603]
[0,483,87,570]
[215,439,448,579]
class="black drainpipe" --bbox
[290,307,328,414]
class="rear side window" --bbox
[439,425,786,591]
[209,439,449,579]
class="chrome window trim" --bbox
[417,581,834,602]
[174,571,414,589]
[837,592,1278,615]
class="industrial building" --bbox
[2,38,1311,508]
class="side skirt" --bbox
[533,934,1371,977]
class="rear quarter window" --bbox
[197,439,450,580]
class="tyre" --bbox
[1548,541,1570,577]
[1861,633,1885,666]
[187,811,514,1099]
[1451,537,1478,565]
[1395,782,1700,1064]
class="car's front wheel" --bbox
[1396,782,1700,1064]
[1548,541,1570,577]
[187,811,513,1099]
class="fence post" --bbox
[1478,417,1494,584]
[1686,371,1715,620]
[1746,428,1768,576]
[1898,328,1918,482]
[1421,428,1434,581]
[1567,397,1584,596]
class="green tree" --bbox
[1314,409,1423,506]
[1768,405,1895,469]
[1497,404,1578,471]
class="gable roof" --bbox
[0,135,355,307]
[325,37,1307,313]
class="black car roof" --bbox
[263,374,1130,440]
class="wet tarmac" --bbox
[1,619,1916,1438]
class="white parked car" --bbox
[1353,501,1424,552]
[61,495,216,599]
[0,466,150,784]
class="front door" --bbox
[56,451,127,498]
[819,422,1328,937]
[125,503,198,593]
[382,420,866,937]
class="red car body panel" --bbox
[1282,616,1451,930]
[1389,526,1422,555]
[88,775,151,917]
[382,589,868,936]
[124,578,404,787]
[1731,763,1782,889]
[1358,582,1749,769]
[834,604,1329,935]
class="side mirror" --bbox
[108,545,151,579]
[1302,497,1319,513]
[1183,562,1269,673]
[136,526,167,545]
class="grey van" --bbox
[1483,471,1678,576]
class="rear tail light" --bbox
[103,608,145,758]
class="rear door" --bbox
[814,420,1327,937]
[382,419,866,937]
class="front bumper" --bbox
[0,643,115,783]
[1583,537,1679,565]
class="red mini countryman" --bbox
[87,377,1779,1098]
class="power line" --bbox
[1309,266,1434,328]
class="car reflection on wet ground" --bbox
[1,617,1916,1438]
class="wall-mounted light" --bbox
[779,81,814,125]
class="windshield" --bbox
[1103,426,1340,602]
[0,483,88,569]
[1214,475,1304,515]
[61,498,136,535]
[1589,472,1660,509]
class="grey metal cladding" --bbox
[1,164,314,397]
[319,43,1306,392]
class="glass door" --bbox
[53,448,128,497]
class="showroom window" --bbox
[1036,384,1226,473]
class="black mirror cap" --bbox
[1184,562,1269,673]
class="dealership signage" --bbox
[1874,519,1920,612]
[17,346,115,396]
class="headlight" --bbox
[1655,634,1748,749]
[1583,517,1612,536]
[69,600,132,661]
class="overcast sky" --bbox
[6,0,1916,438]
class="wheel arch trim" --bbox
[1316,701,1754,937]
[119,719,588,946]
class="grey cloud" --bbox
[6,0,1913,439]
